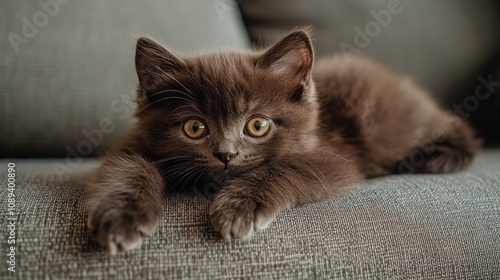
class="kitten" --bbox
[87,29,481,254]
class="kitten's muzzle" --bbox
[213,151,238,167]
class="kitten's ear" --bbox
[256,29,314,82]
[135,37,185,91]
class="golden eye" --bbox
[246,116,270,137]
[183,119,207,139]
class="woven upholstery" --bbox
[1,150,499,279]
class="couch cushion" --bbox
[0,0,249,157]
[0,150,499,279]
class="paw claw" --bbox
[254,213,275,231]
[87,205,159,254]
[108,240,118,256]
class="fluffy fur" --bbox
[87,29,481,254]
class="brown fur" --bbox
[87,29,481,253]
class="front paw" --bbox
[209,190,278,240]
[87,201,160,255]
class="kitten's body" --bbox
[87,30,480,254]
[314,56,479,177]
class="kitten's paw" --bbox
[87,203,160,255]
[209,191,277,240]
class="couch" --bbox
[1,1,499,279]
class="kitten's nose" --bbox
[213,152,238,165]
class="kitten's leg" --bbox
[87,153,163,254]
[396,122,481,174]
[209,149,362,239]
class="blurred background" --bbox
[1,0,499,158]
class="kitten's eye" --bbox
[245,116,270,137]
[183,119,207,139]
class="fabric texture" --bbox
[0,150,499,279]
[0,0,249,157]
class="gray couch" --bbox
[1,1,499,279]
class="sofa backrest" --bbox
[240,0,500,144]
[0,0,249,157]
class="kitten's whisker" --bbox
[162,71,195,96]
[174,167,200,190]
[311,148,353,162]
[165,105,197,120]
[166,163,197,173]
[179,169,201,190]
[148,89,195,101]
[288,155,332,198]
[192,171,206,189]
[164,163,197,173]
[152,155,194,165]
[168,88,197,102]
[154,65,197,100]
[161,154,196,160]
[136,96,192,114]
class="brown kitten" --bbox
[87,29,481,254]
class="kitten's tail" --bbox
[395,120,482,174]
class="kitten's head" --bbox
[134,30,318,186]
